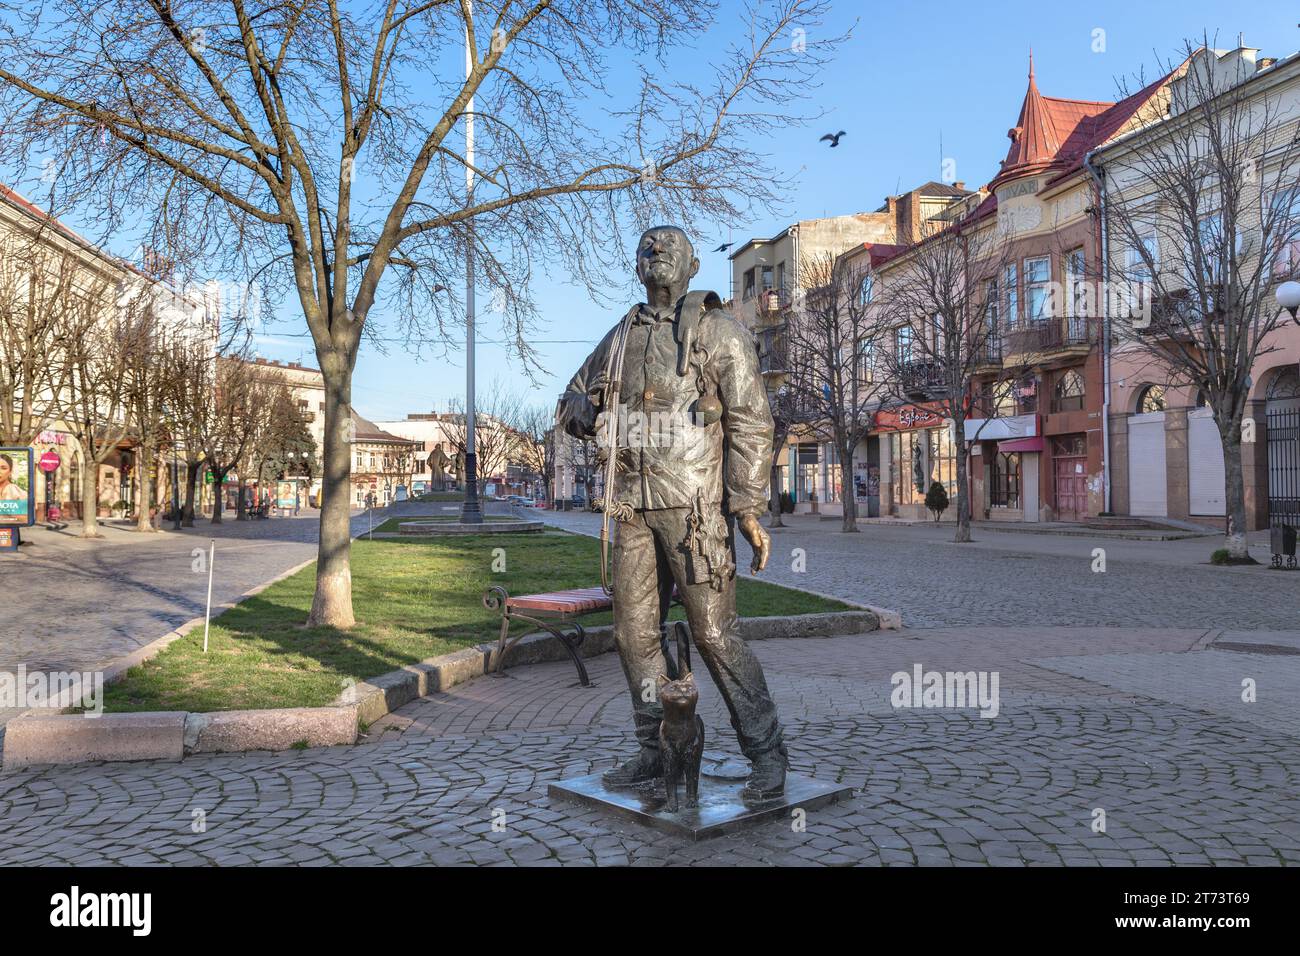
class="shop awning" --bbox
[998,436,1044,453]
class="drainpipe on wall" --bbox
[1084,148,1112,514]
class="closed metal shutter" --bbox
[1128,412,1167,516]
[1188,408,1226,516]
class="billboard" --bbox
[0,447,36,526]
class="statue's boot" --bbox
[602,750,662,787]
[741,744,788,805]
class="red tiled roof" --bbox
[992,57,1173,190]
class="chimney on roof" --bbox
[1258,57,1276,71]
[953,181,965,191]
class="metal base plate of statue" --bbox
[549,753,852,842]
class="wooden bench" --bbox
[483,585,684,687]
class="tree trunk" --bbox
[211,468,226,523]
[80,457,101,538]
[768,463,785,527]
[135,443,155,532]
[953,428,972,543]
[1222,431,1251,560]
[235,478,248,520]
[308,357,357,628]
[183,460,199,527]
[839,450,858,533]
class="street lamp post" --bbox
[458,1,484,524]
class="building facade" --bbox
[1096,43,1300,531]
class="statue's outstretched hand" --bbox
[737,512,770,574]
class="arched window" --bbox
[1266,367,1300,402]
[1053,370,1085,413]
[1136,384,1166,414]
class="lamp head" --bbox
[1277,280,1300,324]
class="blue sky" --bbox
[23,0,1296,422]
[328,0,1294,422]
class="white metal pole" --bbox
[202,539,215,653]
[460,0,483,523]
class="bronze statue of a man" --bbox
[557,225,788,803]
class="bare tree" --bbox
[200,355,262,523]
[872,220,1017,543]
[62,284,141,537]
[123,303,181,531]
[784,251,893,532]
[0,237,87,445]
[166,335,218,526]
[511,404,553,502]
[0,0,838,626]
[1101,36,1300,560]
[442,380,523,483]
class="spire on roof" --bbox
[996,53,1061,183]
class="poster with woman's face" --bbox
[0,448,35,525]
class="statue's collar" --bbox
[632,300,680,325]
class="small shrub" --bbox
[925,480,949,522]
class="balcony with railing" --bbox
[1002,316,1097,365]
[976,332,1003,371]
[900,359,946,399]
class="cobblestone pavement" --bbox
[541,510,1300,629]
[0,509,377,727]
[3,504,1295,866]
[1,626,1297,866]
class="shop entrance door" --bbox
[1052,435,1088,521]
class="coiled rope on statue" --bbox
[599,307,636,595]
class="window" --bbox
[856,340,875,383]
[984,278,1001,359]
[1196,213,1243,287]
[895,325,913,364]
[1024,256,1051,321]
[1005,264,1018,323]
[991,452,1021,508]
[776,261,786,297]
[858,272,875,306]
[1137,384,1166,414]
[760,265,774,293]
[1066,248,1088,318]
[1270,187,1300,276]
[928,425,958,499]
[931,313,945,355]
[1198,213,1223,284]
[1126,232,1157,312]
[742,268,755,300]
[1053,369,1085,413]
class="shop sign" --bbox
[0,447,36,527]
[874,403,945,432]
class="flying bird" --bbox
[713,242,733,253]
[820,131,847,148]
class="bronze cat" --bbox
[657,623,704,812]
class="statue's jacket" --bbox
[557,294,774,518]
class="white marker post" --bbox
[202,539,215,653]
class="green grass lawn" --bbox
[98,530,848,714]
